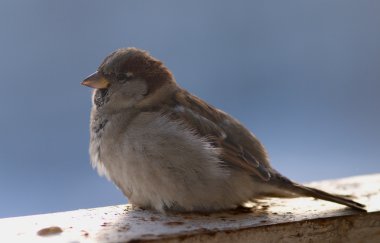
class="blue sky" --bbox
[0,0,379,218]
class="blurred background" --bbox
[0,0,379,218]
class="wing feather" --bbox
[165,90,272,181]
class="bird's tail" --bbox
[268,172,367,212]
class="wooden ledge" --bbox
[1,174,380,242]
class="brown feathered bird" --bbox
[82,48,366,213]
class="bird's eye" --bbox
[116,72,133,83]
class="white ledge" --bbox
[1,173,380,243]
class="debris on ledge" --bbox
[1,173,379,243]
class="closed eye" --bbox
[116,72,134,83]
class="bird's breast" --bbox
[90,111,242,209]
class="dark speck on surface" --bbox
[150,216,159,221]
[37,226,63,236]
[164,221,185,226]
[81,230,89,237]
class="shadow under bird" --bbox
[82,48,366,213]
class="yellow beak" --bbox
[81,71,110,89]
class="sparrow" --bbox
[82,48,366,213]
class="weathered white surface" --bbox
[1,174,379,243]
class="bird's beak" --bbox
[81,71,110,89]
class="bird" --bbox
[81,47,366,213]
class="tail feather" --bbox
[270,173,367,212]
[291,183,366,212]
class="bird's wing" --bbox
[166,90,272,181]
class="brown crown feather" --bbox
[99,48,175,95]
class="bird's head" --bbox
[82,48,176,111]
